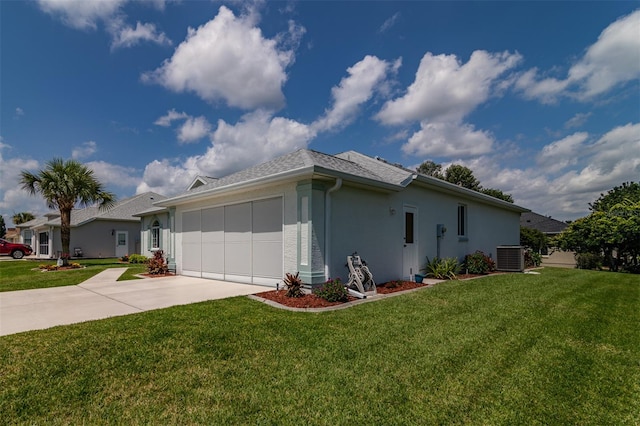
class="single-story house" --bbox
[141,149,529,287]
[520,211,568,237]
[17,192,166,259]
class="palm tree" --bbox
[12,212,35,225]
[20,158,115,264]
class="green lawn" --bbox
[1,268,638,424]
[0,259,147,292]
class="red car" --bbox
[0,238,33,259]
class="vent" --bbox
[496,246,524,272]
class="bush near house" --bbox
[575,252,603,270]
[463,251,496,275]
[146,250,168,275]
[283,272,304,298]
[313,278,349,302]
[422,257,460,280]
[128,254,148,264]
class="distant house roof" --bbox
[520,212,568,234]
[156,149,529,214]
[17,192,167,228]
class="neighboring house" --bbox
[17,192,166,259]
[520,211,568,237]
[141,149,529,287]
[4,228,20,243]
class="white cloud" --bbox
[14,107,24,119]
[377,50,522,124]
[154,109,211,143]
[137,110,316,195]
[136,159,199,196]
[537,132,589,173]
[143,6,302,110]
[0,142,46,222]
[402,122,494,158]
[111,21,172,50]
[379,12,401,33]
[37,0,125,30]
[516,10,640,102]
[194,110,315,177]
[177,116,211,144]
[71,141,98,160]
[466,122,640,219]
[37,0,171,50]
[86,161,141,189]
[312,55,394,133]
[564,112,591,129]
[154,109,188,127]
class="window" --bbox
[404,212,414,244]
[457,204,467,237]
[151,220,161,249]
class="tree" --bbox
[480,188,514,203]
[0,215,6,238]
[520,226,547,253]
[416,160,443,178]
[589,182,640,212]
[558,186,640,273]
[443,164,482,191]
[20,158,115,264]
[12,212,35,225]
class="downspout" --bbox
[324,178,342,280]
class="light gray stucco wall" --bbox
[139,212,171,258]
[329,184,521,283]
[68,220,141,258]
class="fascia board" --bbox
[154,166,315,207]
[413,175,530,213]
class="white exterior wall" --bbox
[330,184,521,283]
[173,182,298,280]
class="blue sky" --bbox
[1,1,638,226]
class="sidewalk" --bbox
[0,270,269,336]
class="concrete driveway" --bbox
[0,268,270,336]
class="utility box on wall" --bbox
[496,246,525,272]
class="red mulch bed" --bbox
[256,280,429,309]
[140,272,175,278]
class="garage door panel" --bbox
[225,203,251,237]
[225,242,251,275]
[252,241,282,278]
[182,211,201,272]
[201,207,224,273]
[202,242,224,273]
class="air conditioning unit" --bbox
[496,246,524,272]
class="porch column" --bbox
[296,181,327,286]
[167,207,176,271]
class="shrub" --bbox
[422,257,460,280]
[146,250,168,275]
[70,262,81,269]
[313,278,348,302]
[385,280,402,289]
[283,272,304,298]
[576,253,603,270]
[128,254,148,264]
[524,250,542,268]
[464,250,496,274]
[120,254,129,262]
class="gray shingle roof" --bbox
[520,212,568,234]
[179,149,392,197]
[157,148,529,214]
[25,192,167,228]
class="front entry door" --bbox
[402,206,418,281]
[115,231,128,258]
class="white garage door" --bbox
[181,197,283,286]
